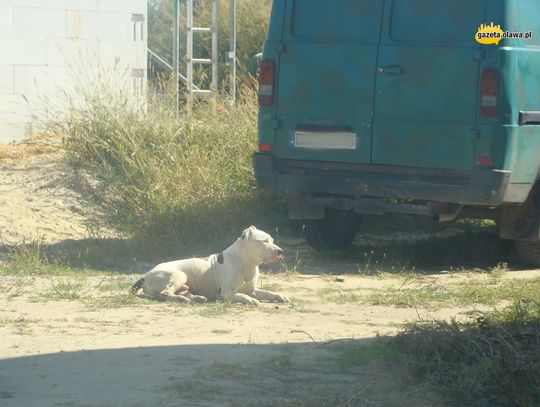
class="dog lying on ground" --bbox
[130,226,289,305]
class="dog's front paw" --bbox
[273,294,290,303]
[244,297,261,306]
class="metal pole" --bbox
[211,0,219,111]
[186,0,193,115]
[229,0,236,105]
[173,0,180,118]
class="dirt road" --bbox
[5,269,539,407]
[0,152,537,407]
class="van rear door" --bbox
[373,0,486,170]
[274,0,384,164]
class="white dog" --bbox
[130,226,289,305]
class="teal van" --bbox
[253,0,540,264]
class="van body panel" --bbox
[504,125,540,182]
[498,0,540,190]
[373,45,481,169]
[475,124,506,169]
[372,0,486,169]
[273,0,384,164]
[274,42,377,163]
[265,0,286,42]
[372,121,476,169]
[257,0,286,150]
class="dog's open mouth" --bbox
[263,254,283,264]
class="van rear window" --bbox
[291,0,383,43]
[390,0,486,44]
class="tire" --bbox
[303,208,361,251]
[515,240,540,267]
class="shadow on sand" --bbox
[0,340,380,407]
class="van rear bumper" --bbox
[253,154,511,206]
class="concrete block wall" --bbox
[0,0,147,143]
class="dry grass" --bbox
[40,69,286,247]
[0,133,60,163]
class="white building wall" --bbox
[0,0,147,143]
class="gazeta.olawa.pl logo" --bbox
[476,22,533,45]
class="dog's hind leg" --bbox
[172,284,207,303]
[158,290,192,303]
[184,292,208,303]
[156,279,192,302]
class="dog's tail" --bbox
[130,277,145,294]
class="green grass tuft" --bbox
[40,279,85,300]
[365,276,540,309]
[331,339,399,368]
[393,298,540,406]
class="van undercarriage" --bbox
[254,153,540,247]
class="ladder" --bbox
[186,0,219,114]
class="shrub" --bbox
[45,71,285,247]
[394,299,540,406]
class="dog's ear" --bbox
[241,225,256,240]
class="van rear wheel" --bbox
[303,208,361,251]
[515,240,540,267]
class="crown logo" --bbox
[476,22,504,45]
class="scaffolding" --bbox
[172,0,236,116]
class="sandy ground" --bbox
[0,153,109,245]
[0,151,539,406]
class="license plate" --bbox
[293,131,357,150]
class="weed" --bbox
[84,294,142,310]
[208,361,251,380]
[281,226,305,275]
[364,276,540,309]
[1,240,50,276]
[330,339,400,368]
[393,299,540,406]
[40,279,85,300]
[1,316,37,335]
[318,287,364,304]
[360,250,376,274]
[287,301,317,314]
[0,241,103,277]
[259,352,293,373]
[95,276,134,293]
[2,277,31,298]
[489,261,509,278]
[191,301,246,318]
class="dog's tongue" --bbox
[266,254,282,264]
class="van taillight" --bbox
[258,60,275,107]
[480,68,498,117]
[259,143,272,152]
